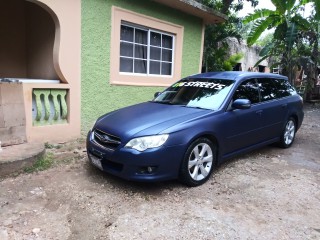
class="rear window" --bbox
[258,78,296,102]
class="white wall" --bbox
[226,38,269,72]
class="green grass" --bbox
[24,153,54,173]
[44,142,62,149]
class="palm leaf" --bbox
[286,0,297,12]
[274,23,287,40]
[286,23,298,50]
[271,0,286,14]
[243,9,274,24]
[291,14,311,31]
[259,42,275,56]
[254,55,270,68]
[247,17,275,46]
[299,0,309,5]
[314,0,320,20]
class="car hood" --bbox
[94,102,210,140]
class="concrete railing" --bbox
[32,89,68,126]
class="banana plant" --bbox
[243,0,302,46]
[243,0,316,84]
[286,23,298,83]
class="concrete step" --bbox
[0,143,45,177]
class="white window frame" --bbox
[120,22,175,77]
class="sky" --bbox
[237,0,313,18]
[237,0,274,17]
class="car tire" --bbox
[278,117,296,148]
[179,138,217,187]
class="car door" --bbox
[221,79,265,155]
[256,78,288,140]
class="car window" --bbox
[258,78,296,101]
[233,79,260,104]
[153,78,235,110]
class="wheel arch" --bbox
[178,134,219,186]
[186,133,220,165]
[288,114,298,132]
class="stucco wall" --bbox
[226,38,269,71]
[0,83,27,146]
[0,0,57,79]
[26,2,58,79]
[81,0,203,130]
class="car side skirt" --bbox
[219,137,280,164]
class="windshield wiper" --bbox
[151,101,174,105]
[151,101,186,106]
[182,105,211,110]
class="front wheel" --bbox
[279,118,296,148]
[179,138,217,187]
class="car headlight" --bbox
[125,134,169,152]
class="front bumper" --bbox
[86,131,186,182]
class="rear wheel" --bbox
[179,138,216,187]
[279,118,296,148]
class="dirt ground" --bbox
[0,104,319,240]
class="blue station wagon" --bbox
[86,72,304,186]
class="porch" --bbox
[0,0,81,147]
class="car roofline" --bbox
[187,71,288,82]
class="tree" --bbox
[201,0,258,72]
[255,33,273,47]
[201,0,258,14]
[243,0,309,46]
[203,18,242,71]
[223,53,244,70]
[243,0,318,85]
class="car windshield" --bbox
[152,78,235,110]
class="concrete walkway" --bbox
[0,143,45,177]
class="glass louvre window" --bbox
[120,23,174,76]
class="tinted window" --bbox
[258,78,296,101]
[233,79,260,104]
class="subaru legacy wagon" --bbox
[86,72,304,186]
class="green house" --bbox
[0,0,225,144]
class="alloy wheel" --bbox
[188,143,213,181]
[284,120,295,145]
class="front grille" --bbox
[92,128,121,151]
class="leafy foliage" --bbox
[223,53,244,70]
[285,23,298,50]
[203,19,242,71]
[255,33,273,47]
[201,0,258,71]
[259,42,274,57]
[201,0,258,13]
[246,17,276,45]
[242,0,319,88]
[201,0,319,94]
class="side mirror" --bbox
[154,92,161,98]
[232,99,251,110]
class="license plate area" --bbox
[89,153,103,170]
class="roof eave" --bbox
[152,0,227,24]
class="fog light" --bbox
[137,166,157,174]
